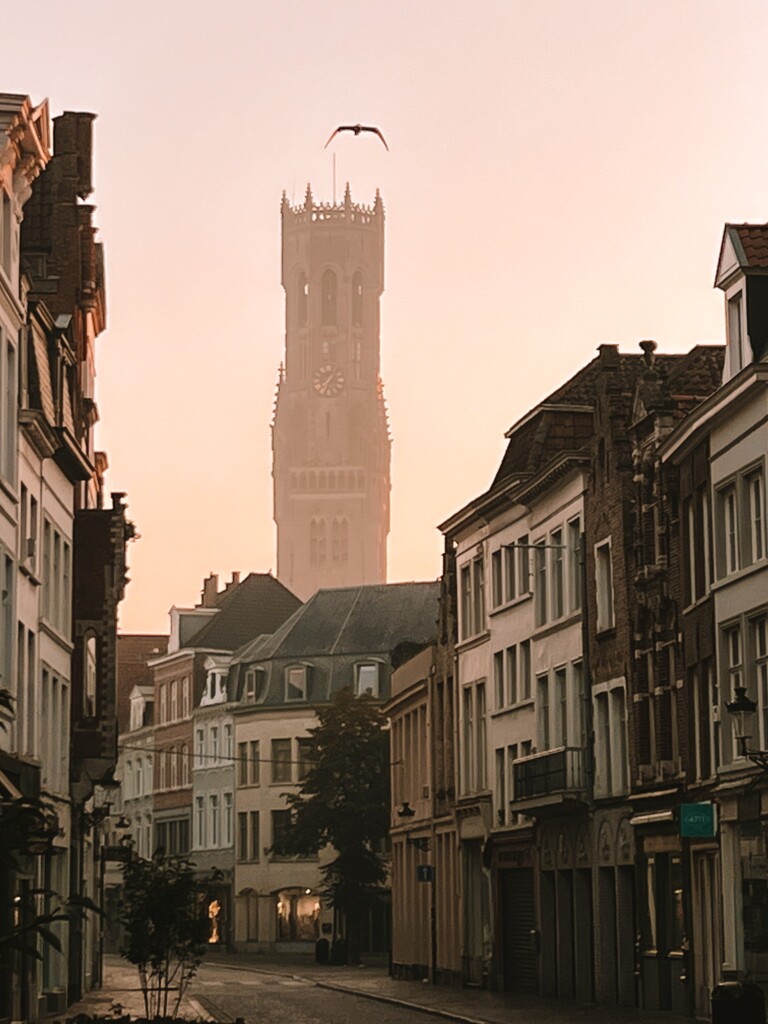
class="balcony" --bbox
[512,746,587,812]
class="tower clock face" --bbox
[313,364,345,397]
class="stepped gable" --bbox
[186,573,301,652]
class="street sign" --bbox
[416,864,434,882]
[680,803,717,838]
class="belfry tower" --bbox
[272,184,391,600]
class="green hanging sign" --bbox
[680,803,717,838]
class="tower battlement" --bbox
[281,183,384,231]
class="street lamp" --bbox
[726,686,768,769]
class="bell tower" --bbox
[272,183,391,600]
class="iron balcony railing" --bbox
[512,746,586,801]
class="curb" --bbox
[197,964,493,1024]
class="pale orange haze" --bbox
[5,1,768,630]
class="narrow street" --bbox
[192,962,437,1024]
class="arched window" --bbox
[181,743,190,786]
[332,518,349,563]
[297,271,308,326]
[169,745,178,789]
[352,271,363,327]
[310,518,326,566]
[321,269,337,326]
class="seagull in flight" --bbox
[324,124,389,151]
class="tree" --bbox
[280,687,390,964]
[119,847,214,1020]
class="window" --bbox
[285,665,307,701]
[272,809,291,856]
[534,540,547,626]
[495,748,506,826]
[195,728,205,769]
[223,793,233,847]
[237,741,248,785]
[754,618,768,750]
[83,633,97,718]
[519,640,531,700]
[297,271,308,326]
[0,553,11,694]
[169,746,178,789]
[135,758,143,797]
[504,544,516,603]
[237,812,248,861]
[595,539,615,631]
[297,739,314,780]
[158,749,166,790]
[41,520,72,636]
[224,723,233,760]
[537,673,550,750]
[272,739,292,784]
[551,529,564,619]
[310,518,326,565]
[181,677,190,718]
[352,271,363,327]
[728,292,743,373]
[461,682,489,794]
[518,535,530,593]
[568,518,582,611]
[491,549,503,608]
[1,330,18,485]
[355,662,379,697]
[747,471,765,563]
[554,666,567,747]
[195,797,205,848]
[472,556,485,634]
[244,668,265,703]
[170,680,178,721]
[159,683,167,724]
[493,651,504,709]
[593,684,628,796]
[725,624,743,694]
[572,661,585,748]
[506,645,518,705]
[210,726,219,765]
[250,811,261,861]
[321,268,337,325]
[209,794,219,847]
[181,744,190,786]
[722,485,739,575]
[332,518,348,563]
[460,564,472,639]
[249,740,261,785]
[692,660,718,781]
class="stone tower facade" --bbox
[272,184,391,600]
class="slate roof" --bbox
[491,345,724,490]
[185,573,302,652]
[232,582,439,663]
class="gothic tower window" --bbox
[332,518,349,563]
[321,269,337,326]
[352,271,363,327]
[310,518,326,565]
[297,271,308,326]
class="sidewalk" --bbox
[198,951,693,1024]
[57,956,210,1021]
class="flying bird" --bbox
[324,124,389,151]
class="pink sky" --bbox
[5,1,768,632]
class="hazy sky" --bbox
[5,1,768,632]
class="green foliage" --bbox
[119,846,214,1020]
[280,688,390,960]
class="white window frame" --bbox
[355,661,380,697]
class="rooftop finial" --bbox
[344,181,351,207]
[305,182,313,208]
[639,339,657,367]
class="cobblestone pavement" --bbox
[58,954,694,1024]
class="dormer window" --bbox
[728,292,744,374]
[285,665,308,701]
[355,662,380,698]
[243,667,266,704]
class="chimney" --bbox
[201,573,219,608]
[224,571,241,594]
[598,343,620,367]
